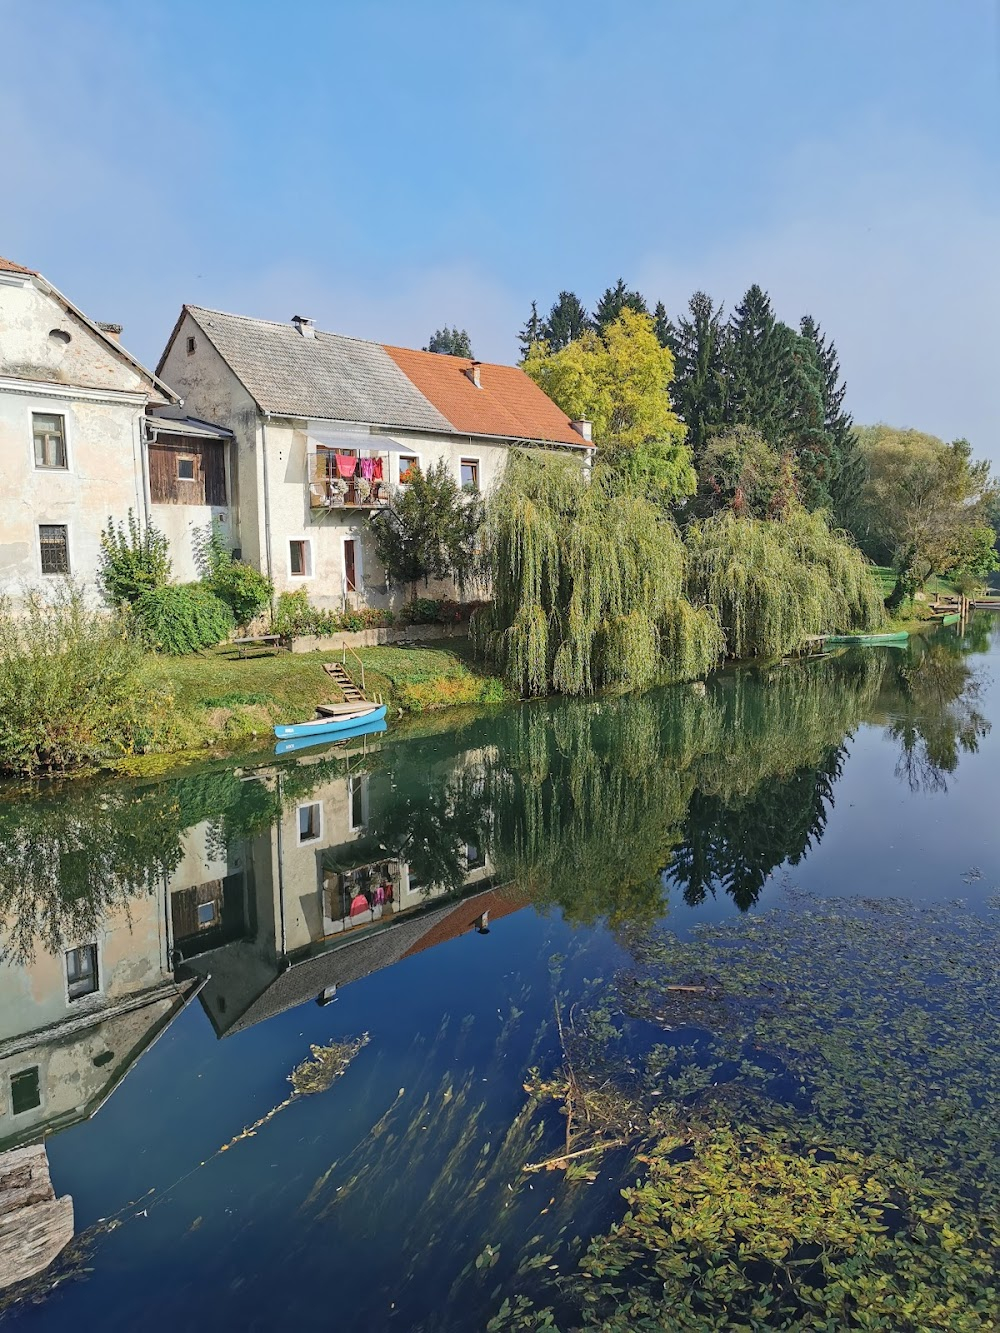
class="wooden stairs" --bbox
[323,660,368,704]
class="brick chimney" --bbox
[291,315,316,339]
[97,321,123,343]
[465,359,482,388]
[570,419,592,442]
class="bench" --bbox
[231,634,283,659]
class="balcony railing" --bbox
[309,448,390,511]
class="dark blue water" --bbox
[1,620,997,1330]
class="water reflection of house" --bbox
[170,764,524,1038]
[0,887,200,1289]
[0,884,196,1155]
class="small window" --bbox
[466,841,485,870]
[460,459,480,492]
[177,455,196,481]
[33,413,67,469]
[197,901,218,928]
[11,1068,41,1116]
[66,943,99,1000]
[298,803,322,843]
[398,455,419,484]
[289,539,311,577]
[39,525,69,575]
[48,328,72,345]
[186,336,197,355]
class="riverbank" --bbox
[134,638,507,770]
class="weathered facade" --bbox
[0,257,179,603]
[156,306,593,609]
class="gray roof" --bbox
[184,306,453,431]
[146,414,233,439]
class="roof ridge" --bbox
[184,303,387,350]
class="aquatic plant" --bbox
[473,451,723,696]
[685,508,885,659]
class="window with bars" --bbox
[32,413,67,469]
[66,943,99,1000]
[39,525,69,574]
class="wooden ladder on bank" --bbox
[323,649,368,704]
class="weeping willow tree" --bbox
[473,451,723,696]
[685,507,885,660]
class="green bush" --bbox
[135,584,235,654]
[209,559,273,630]
[0,585,170,776]
[98,509,172,606]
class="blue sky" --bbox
[3,0,998,459]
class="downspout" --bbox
[137,412,152,526]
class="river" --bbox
[1,620,997,1330]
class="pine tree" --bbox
[594,278,649,330]
[518,300,545,360]
[800,315,858,520]
[724,285,790,442]
[669,291,727,457]
[424,327,474,357]
[780,325,836,509]
[653,300,674,348]
[542,291,591,350]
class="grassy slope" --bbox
[142,638,505,761]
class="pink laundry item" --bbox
[336,453,358,479]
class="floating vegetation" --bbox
[290,1038,369,1097]
[489,893,1000,1330]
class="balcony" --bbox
[309,448,390,511]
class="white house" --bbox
[155,306,593,609]
[0,256,182,601]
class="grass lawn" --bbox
[142,637,507,762]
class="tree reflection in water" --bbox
[0,629,993,963]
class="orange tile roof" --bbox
[0,256,37,275]
[383,345,588,448]
[400,886,529,960]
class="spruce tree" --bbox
[518,300,545,359]
[594,278,649,330]
[800,315,858,520]
[542,291,591,350]
[780,325,836,509]
[724,285,790,442]
[424,327,474,357]
[653,300,674,348]
[669,291,727,457]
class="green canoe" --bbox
[941,612,961,626]
[824,631,910,647]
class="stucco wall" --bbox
[156,311,261,568]
[0,277,155,601]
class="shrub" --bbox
[98,509,172,606]
[134,584,235,654]
[210,559,273,630]
[0,585,170,776]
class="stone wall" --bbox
[290,623,468,653]
[0,1143,73,1291]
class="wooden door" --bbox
[344,539,357,592]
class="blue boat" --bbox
[274,704,387,741]
[275,719,387,756]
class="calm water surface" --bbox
[1,621,997,1330]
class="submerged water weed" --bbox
[492,894,1000,1330]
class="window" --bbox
[66,943,99,1000]
[11,1068,41,1116]
[289,538,312,577]
[348,775,366,830]
[177,455,196,481]
[466,841,486,870]
[398,455,419,484]
[197,901,218,928]
[33,413,67,469]
[186,335,197,355]
[39,525,69,575]
[460,459,480,492]
[298,802,322,843]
